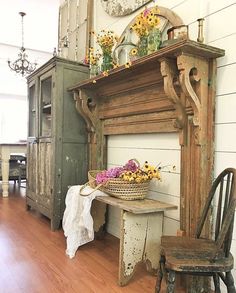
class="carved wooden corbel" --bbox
[160,57,187,144]
[73,89,97,133]
[73,89,104,169]
[177,54,209,145]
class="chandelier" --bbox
[8,12,37,76]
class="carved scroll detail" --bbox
[160,58,187,131]
[73,90,96,133]
[177,54,209,145]
[177,55,202,128]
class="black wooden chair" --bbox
[155,168,236,293]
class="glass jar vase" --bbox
[90,64,100,78]
[101,51,113,72]
[137,35,148,57]
[147,28,161,55]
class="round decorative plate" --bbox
[100,0,153,17]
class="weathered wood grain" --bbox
[96,196,177,214]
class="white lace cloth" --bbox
[62,185,108,258]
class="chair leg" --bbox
[155,255,165,293]
[226,271,236,293]
[213,273,221,293]
[18,175,21,187]
[166,270,176,293]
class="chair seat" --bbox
[161,236,234,273]
[155,169,236,293]
[161,235,217,251]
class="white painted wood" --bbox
[107,133,180,150]
[216,64,236,96]
[204,4,236,43]
[163,216,180,236]
[216,94,236,124]
[204,0,236,14]
[172,0,200,25]
[0,143,26,197]
[107,148,180,173]
[214,152,236,177]
[209,34,236,67]
[106,206,121,238]
[149,190,180,220]
[119,210,163,285]
[149,172,180,198]
[215,124,236,152]
[93,196,175,285]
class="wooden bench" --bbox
[92,196,177,286]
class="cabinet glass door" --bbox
[40,76,52,137]
[28,82,36,137]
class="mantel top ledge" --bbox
[68,39,225,93]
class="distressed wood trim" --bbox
[103,111,177,135]
[73,90,96,133]
[159,58,187,146]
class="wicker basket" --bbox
[88,170,149,200]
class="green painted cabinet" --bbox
[26,57,89,230]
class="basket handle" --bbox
[131,158,140,168]
[79,182,103,197]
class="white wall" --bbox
[92,0,236,287]
[0,0,60,52]
[106,134,180,237]
[0,0,60,142]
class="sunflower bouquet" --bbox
[93,30,118,54]
[88,47,101,66]
[131,6,160,37]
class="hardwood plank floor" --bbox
[0,183,181,293]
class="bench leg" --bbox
[119,210,163,286]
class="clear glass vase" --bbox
[90,64,100,77]
[137,35,148,57]
[147,28,162,55]
[101,51,113,72]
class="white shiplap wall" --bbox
[106,133,181,237]
[93,0,236,288]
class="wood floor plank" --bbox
[0,183,180,293]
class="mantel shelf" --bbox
[68,39,224,93]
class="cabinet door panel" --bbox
[38,141,52,210]
[27,142,37,201]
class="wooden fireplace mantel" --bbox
[69,39,224,237]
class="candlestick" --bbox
[197,18,205,43]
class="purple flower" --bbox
[95,160,139,184]
[123,159,139,172]
[106,167,124,178]
[143,8,151,17]
[96,167,124,184]
[96,170,109,184]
